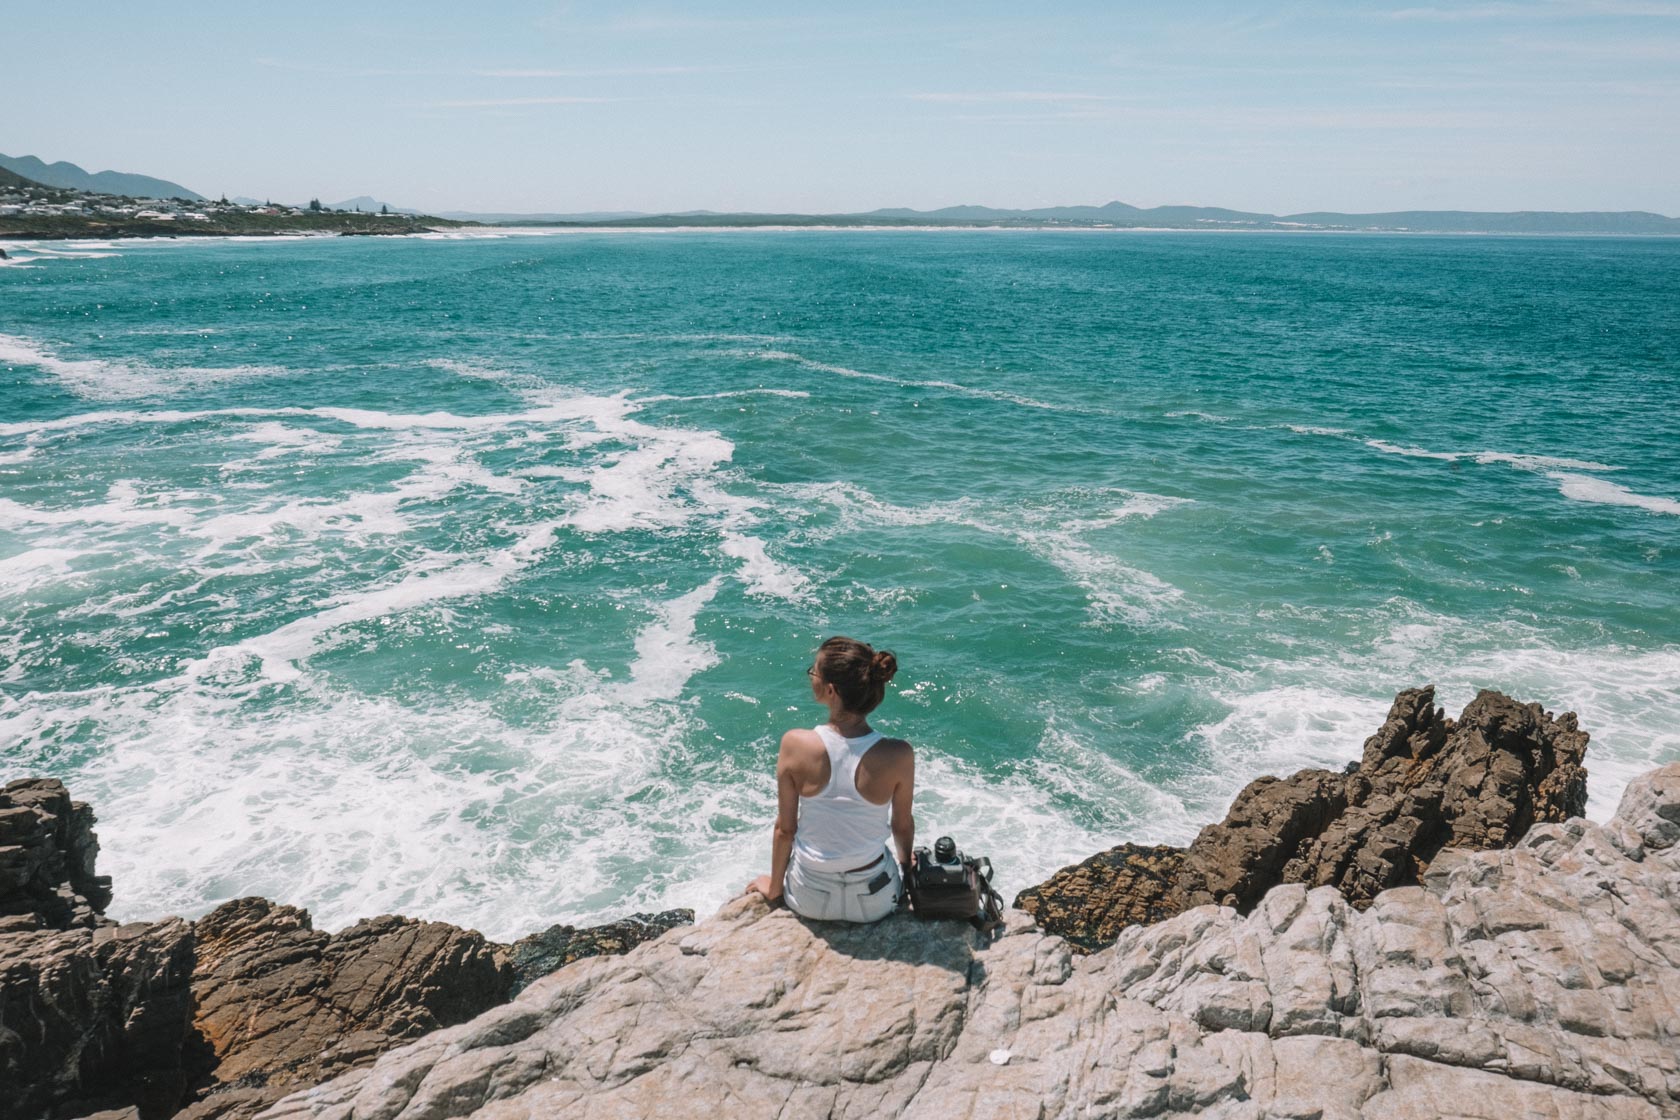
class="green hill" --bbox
[0,153,203,200]
[0,165,45,190]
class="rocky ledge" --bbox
[5,688,1677,1119]
[264,761,1680,1119]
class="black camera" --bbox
[912,836,969,889]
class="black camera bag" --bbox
[907,842,1004,932]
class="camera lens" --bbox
[933,836,956,863]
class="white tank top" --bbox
[791,725,893,872]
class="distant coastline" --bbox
[4,168,1677,242]
[0,172,471,242]
[460,201,1680,236]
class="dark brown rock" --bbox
[1003,844,1182,953]
[1015,687,1590,951]
[0,919,195,1120]
[505,909,693,995]
[0,778,113,932]
[178,897,513,1119]
[0,777,698,1119]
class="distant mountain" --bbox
[439,209,651,223]
[497,201,1680,235]
[329,195,417,214]
[0,165,43,190]
[0,153,203,200]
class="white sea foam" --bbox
[1356,439,1679,517]
[0,333,284,400]
[0,548,82,595]
[562,418,735,533]
[771,481,1194,628]
[612,579,723,704]
[1548,472,1680,516]
[719,533,812,601]
[635,389,811,403]
[1,574,746,937]
[0,480,202,531]
[1475,451,1618,473]
[1364,439,1461,461]
[181,517,565,684]
[1285,424,1351,437]
[730,348,1080,413]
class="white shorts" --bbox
[783,852,901,923]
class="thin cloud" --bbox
[473,65,713,78]
[1387,0,1680,17]
[423,96,620,109]
[910,91,1113,104]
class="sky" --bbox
[8,1,1680,215]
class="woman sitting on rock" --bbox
[746,636,915,922]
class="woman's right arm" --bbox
[890,742,915,867]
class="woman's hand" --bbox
[746,874,782,905]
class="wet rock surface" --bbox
[1016,687,1590,950]
[264,763,1680,1120]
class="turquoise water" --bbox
[1,230,1676,938]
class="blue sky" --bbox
[9,1,1679,214]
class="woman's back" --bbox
[792,725,893,872]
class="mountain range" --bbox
[462,201,1679,235]
[0,154,202,200]
[5,152,1676,234]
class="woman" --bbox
[746,636,915,922]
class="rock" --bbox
[261,763,1680,1119]
[1016,687,1590,950]
[0,919,195,1120]
[0,777,114,932]
[0,777,700,1119]
[1000,843,1182,952]
[505,909,694,995]
[178,897,514,1119]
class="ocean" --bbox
[1,229,1676,940]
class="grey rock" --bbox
[261,763,1680,1120]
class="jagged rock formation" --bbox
[265,763,1680,1119]
[176,899,514,1120]
[0,779,194,1119]
[1,918,196,1119]
[0,777,694,1120]
[0,778,114,933]
[1017,687,1589,949]
[177,901,692,1118]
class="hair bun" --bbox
[869,649,898,684]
